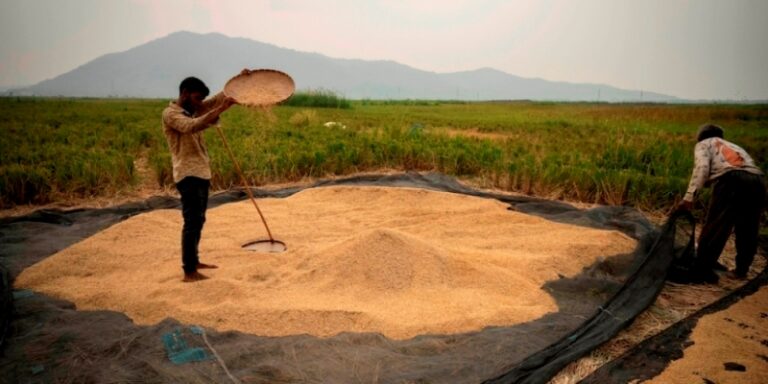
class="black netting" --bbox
[0,172,730,383]
[483,210,694,383]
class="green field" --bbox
[1,97,766,214]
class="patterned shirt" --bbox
[684,137,763,202]
[162,92,226,183]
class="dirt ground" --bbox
[647,283,768,384]
[551,228,767,383]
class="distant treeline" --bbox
[282,89,351,109]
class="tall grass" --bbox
[1,98,766,214]
[0,98,165,206]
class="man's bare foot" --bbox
[198,263,218,269]
[183,271,209,282]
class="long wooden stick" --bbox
[214,124,275,242]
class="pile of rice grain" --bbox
[15,186,636,339]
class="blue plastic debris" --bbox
[167,347,210,365]
[162,328,211,365]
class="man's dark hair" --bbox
[179,77,210,97]
[697,123,724,142]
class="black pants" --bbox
[176,176,210,274]
[696,170,766,274]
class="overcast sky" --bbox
[1,0,767,100]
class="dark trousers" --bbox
[176,176,210,274]
[696,170,766,274]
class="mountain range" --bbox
[11,31,678,102]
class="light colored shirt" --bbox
[684,137,763,202]
[162,92,226,183]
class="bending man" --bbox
[679,123,765,283]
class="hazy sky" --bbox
[1,0,767,100]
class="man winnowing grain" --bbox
[162,76,236,282]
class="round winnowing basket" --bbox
[224,69,295,106]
